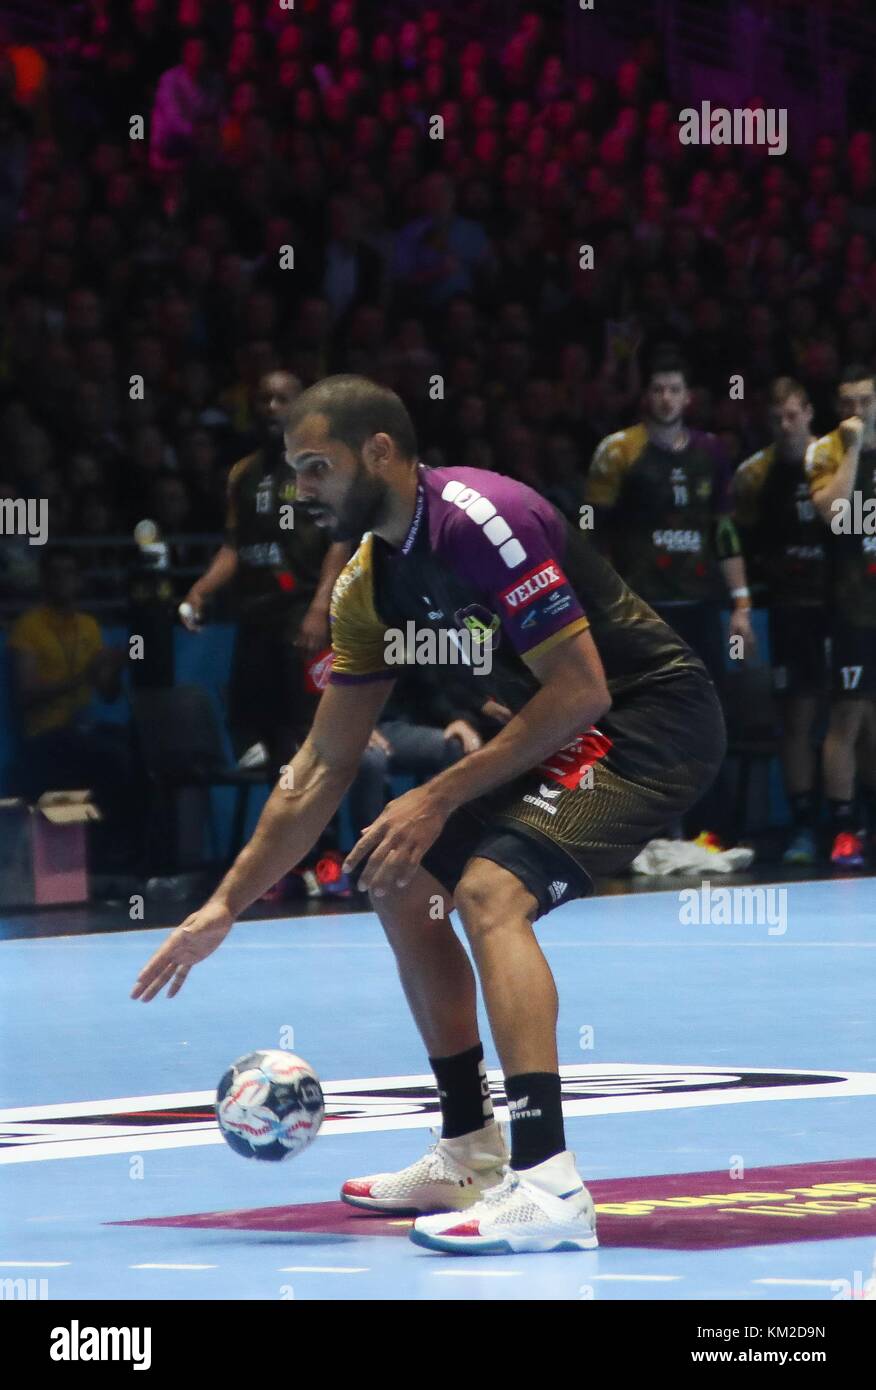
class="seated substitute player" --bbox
[733,378,825,864]
[133,376,726,1257]
[805,364,876,867]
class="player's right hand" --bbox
[131,901,234,1002]
[839,416,865,452]
[179,593,204,631]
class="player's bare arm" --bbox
[182,543,239,628]
[344,628,611,896]
[810,416,863,523]
[296,541,353,653]
[131,678,394,1001]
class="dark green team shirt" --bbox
[732,444,826,608]
[584,423,732,605]
[225,450,330,626]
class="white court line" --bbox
[0,1260,70,1267]
[588,1273,682,1282]
[277,1266,370,1274]
[753,1278,840,1288]
[431,1269,522,1278]
[130,1263,216,1270]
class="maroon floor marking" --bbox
[113,1156,876,1249]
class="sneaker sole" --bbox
[340,1189,483,1216]
[409,1227,599,1255]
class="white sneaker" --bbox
[340,1122,508,1214]
[410,1149,598,1254]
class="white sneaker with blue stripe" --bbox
[410,1149,598,1254]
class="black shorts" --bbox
[421,664,727,918]
[770,605,829,698]
[830,622,876,698]
[229,615,321,758]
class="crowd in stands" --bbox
[2,0,876,608]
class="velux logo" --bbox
[500,562,564,612]
[50,1321,152,1371]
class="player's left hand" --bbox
[343,785,450,897]
[295,603,329,655]
[728,606,757,657]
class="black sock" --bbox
[829,799,857,832]
[429,1043,493,1140]
[860,785,876,832]
[789,792,816,829]
[505,1072,565,1170]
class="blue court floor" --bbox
[1,877,875,1301]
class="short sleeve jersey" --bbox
[8,605,103,737]
[584,424,732,604]
[226,450,330,623]
[732,444,825,607]
[329,466,698,711]
[805,429,876,626]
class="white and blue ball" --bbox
[216,1050,324,1161]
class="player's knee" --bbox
[369,875,452,936]
[454,859,537,941]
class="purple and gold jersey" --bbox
[584,424,731,604]
[806,430,876,628]
[329,466,700,712]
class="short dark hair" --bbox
[285,374,418,459]
[770,376,811,408]
[647,350,691,386]
[839,362,876,388]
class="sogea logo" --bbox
[500,562,565,612]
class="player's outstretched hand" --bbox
[131,901,234,1002]
[343,784,450,898]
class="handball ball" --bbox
[216,1050,325,1161]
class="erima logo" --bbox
[50,1322,152,1371]
[507,1096,542,1119]
[548,880,568,903]
[540,785,561,800]
[441,479,528,569]
[500,561,564,611]
[523,793,560,815]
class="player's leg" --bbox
[340,865,507,1213]
[854,699,876,850]
[824,624,872,865]
[413,667,724,1253]
[780,694,820,862]
[772,606,825,863]
[412,853,597,1254]
[376,868,479,1060]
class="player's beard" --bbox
[328,459,390,541]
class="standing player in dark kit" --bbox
[584,354,755,680]
[134,376,726,1256]
[584,353,754,837]
[733,379,824,865]
[805,365,876,867]
[181,370,351,775]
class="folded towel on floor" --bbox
[631,838,755,876]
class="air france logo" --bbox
[499,561,565,613]
[441,480,528,568]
